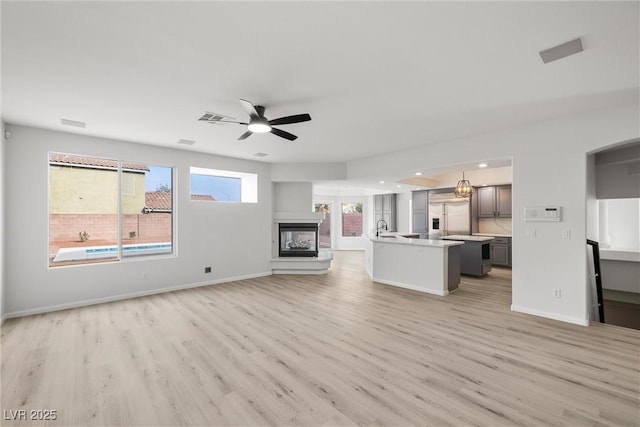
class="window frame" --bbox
[189,166,258,203]
[47,151,177,268]
[341,202,364,237]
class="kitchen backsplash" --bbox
[478,217,512,235]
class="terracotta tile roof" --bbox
[191,194,216,201]
[49,153,149,172]
[143,193,215,212]
[145,191,172,212]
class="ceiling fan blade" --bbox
[268,113,311,126]
[204,120,248,126]
[238,130,253,141]
[270,127,298,141]
[239,99,260,119]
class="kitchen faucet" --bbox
[376,219,388,237]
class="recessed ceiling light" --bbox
[396,185,402,188]
[60,118,86,128]
[482,184,488,187]
[177,139,196,145]
[253,152,268,157]
[379,180,385,184]
[415,172,423,176]
[478,163,488,168]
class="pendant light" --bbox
[454,171,473,198]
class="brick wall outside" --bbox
[49,213,172,243]
[49,214,118,242]
[136,213,171,239]
[342,212,363,237]
[319,215,331,248]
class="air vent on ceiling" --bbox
[177,139,196,146]
[253,152,268,158]
[539,37,584,64]
[60,118,86,128]
[198,111,235,125]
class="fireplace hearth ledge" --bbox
[274,211,324,223]
[271,251,333,275]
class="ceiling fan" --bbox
[198,99,311,141]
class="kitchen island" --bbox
[367,236,464,296]
[440,235,495,276]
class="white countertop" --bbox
[600,249,640,262]
[378,232,421,238]
[473,233,512,238]
[370,236,464,248]
[440,235,495,242]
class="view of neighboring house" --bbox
[189,194,216,202]
[48,153,173,265]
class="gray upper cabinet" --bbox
[496,186,512,217]
[374,193,397,232]
[477,185,511,218]
[411,191,428,233]
[477,186,496,217]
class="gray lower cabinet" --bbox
[490,237,512,267]
[374,193,397,232]
[459,241,492,276]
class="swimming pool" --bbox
[52,242,172,263]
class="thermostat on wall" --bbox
[524,206,561,222]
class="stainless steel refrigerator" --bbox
[428,192,471,237]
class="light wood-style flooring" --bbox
[2,251,639,426]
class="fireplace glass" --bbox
[279,223,319,257]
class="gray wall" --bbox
[4,125,273,316]
[595,140,640,199]
[601,260,640,293]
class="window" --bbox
[48,153,174,267]
[341,202,363,237]
[190,167,257,203]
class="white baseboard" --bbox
[511,305,589,326]
[373,277,448,296]
[3,271,273,320]
[272,269,328,275]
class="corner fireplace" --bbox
[279,223,319,257]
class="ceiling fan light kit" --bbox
[199,99,311,141]
[247,120,271,133]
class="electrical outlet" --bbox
[204,266,212,274]
[525,228,536,238]
[553,289,561,298]
[561,229,571,239]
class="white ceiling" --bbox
[2,1,639,187]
